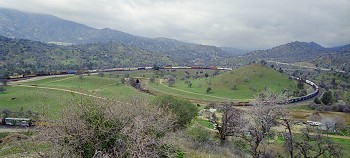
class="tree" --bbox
[314,97,322,104]
[244,91,285,158]
[0,86,6,93]
[297,81,304,89]
[167,78,175,87]
[153,95,198,130]
[206,87,212,93]
[188,82,192,88]
[120,78,126,84]
[0,73,9,86]
[149,76,155,83]
[211,103,245,144]
[231,84,237,90]
[278,68,284,73]
[41,96,178,157]
[293,127,342,158]
[321,91,334,105]
[260,60,267,66]
[204,73,209,78]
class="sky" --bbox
[0,0,349,50]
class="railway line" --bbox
[5,65,319,105]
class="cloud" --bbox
[0,0,349,49]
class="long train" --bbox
[6,65,233,81]
[288,76,319,103]
[6,67,318,105]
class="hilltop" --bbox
[210,64,297,98]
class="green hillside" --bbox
[210,64,298,98]
[147,64,298,100]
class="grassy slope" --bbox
[147,64,297,101]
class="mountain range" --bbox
[0,8,349,73]
[0,8,246,65]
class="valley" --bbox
[0,7,349,158]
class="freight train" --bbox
[288,76,319,103]
[6,65,233,81]
[5,67,318,105]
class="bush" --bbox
[42,97,178,157]
[153,95,198,129]
[0,86,6,93]
[321,91,334,105]
[206,87,212,93]
[185,125,214,150]
[314,97,321,104]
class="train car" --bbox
[59,71,68,75]
[9,75,24,79]
[67,70,78,74]
[138,67,146,70]
[234,102,251,106]
[145,67,153,70]
[209,66,217,70]
[37,72,50,76]
[25,74,37,77]
[129,68,138,71]
[191,66,200,69]
[164,65,172,69]
[2,118,32,127]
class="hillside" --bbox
[244,41,350,71]
[147,64,297,100]
[244,41,329,61]
[210,64,297,98]
[0,8,236,66]
[0,35,173,74]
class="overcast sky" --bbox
[0,0,349,50]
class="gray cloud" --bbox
[0,0,349,49]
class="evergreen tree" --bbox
[321,91,334,105]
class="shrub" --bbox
[42,97,178,157]
[153,95,198,130]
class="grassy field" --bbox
[0,74,151,118]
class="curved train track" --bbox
[5,66,319,105]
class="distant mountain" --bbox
[328,44,350,52]
[244,41,331,62]
[0,35,174,73]
[0,8,241,66]
[244,41,350,72]
[219,47,250,56]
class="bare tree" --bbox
[294,127,342,158]
[244,90,286,158]
[40,96,178,157]
[211,102,246,145]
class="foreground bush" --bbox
[153,95,198,130]
[41,96,180,157]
